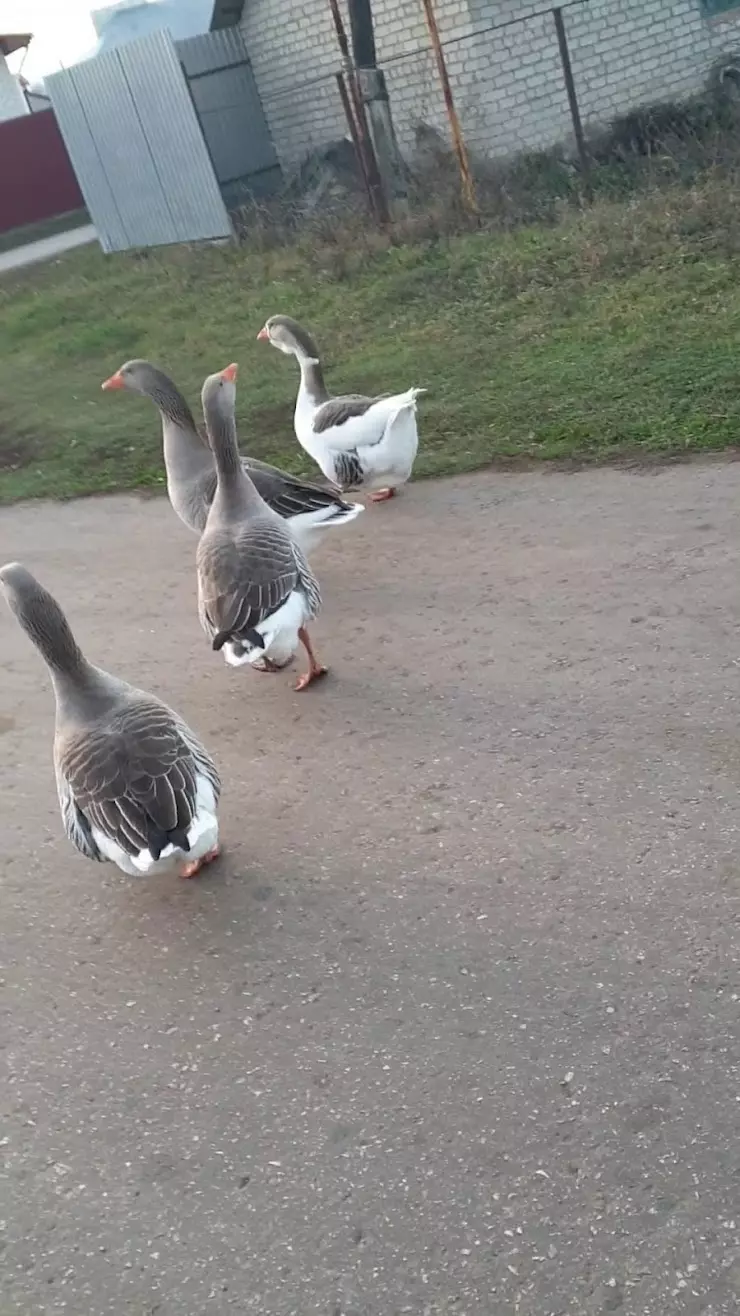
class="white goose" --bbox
[257,315,424,502]
[0,564,221,879]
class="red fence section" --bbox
[0,109,84,233]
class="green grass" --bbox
[1,176,740,504]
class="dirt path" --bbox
[2,467,739,1316]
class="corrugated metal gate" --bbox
[46,29,232,253]
[179,27,280,208]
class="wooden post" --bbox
[419,0,478,215]
[335,70,374,210]
[347,0,377,68]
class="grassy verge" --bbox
[1,172,739,504]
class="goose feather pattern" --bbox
[56,701,221,876]
[0,563,221,880]
[196,364,326,689]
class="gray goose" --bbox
[257,314,424,502]
[0,564,221,879]
[101,360,363,549]
[196,363,326,691]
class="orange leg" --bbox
[179,845,221,880]
[295,626,328,692]
[369,487,396,503]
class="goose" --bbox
[0,563,221,879]
[101,360,363,550]
[257,314,424,502]
[197,363,327,691]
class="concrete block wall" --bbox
[239,0,467,167]
[238,0,346,167]
[382,4,569,158]
[240,0,740,170]
[563,0,740,131]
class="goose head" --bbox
[102,358,165,397]
[101,360,195,427]
[257,315,321,364]
[0,561,39,617]
[200,363,242,471]
[0,562,86,678]
[201,363,238,426]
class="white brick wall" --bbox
[0,55,29,123]
[240,0,740,169]
[239,0,346,166]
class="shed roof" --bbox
[211,0,244,27]
[0,32,33,57]
[91,0,215,57]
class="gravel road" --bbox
[2,465,739,1315]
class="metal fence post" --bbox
[552,6,593,202]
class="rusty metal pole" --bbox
[419,0,478,215]
[335,70,374,207]
[552,6,593,202]
[327,0,390,226]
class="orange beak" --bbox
[101,371,124,391]
[220,362,238,382]
[257,326,269,341]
